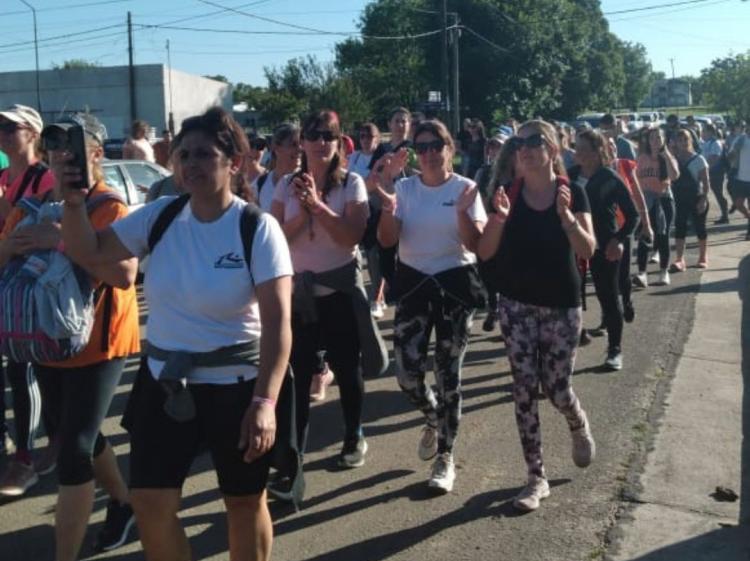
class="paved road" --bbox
[0,214,745,561]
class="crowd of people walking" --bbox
[0,99,745,560]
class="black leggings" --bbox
[709,172,728,217]
[674,192,708,240]
[618,236,632,306]
[0,360,40,454]
[290,291,362,452]
[590,251,623,353]
[35,358,125,486]
[638,196,674,271]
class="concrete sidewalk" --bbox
[608,224,750,561]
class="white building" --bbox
[0,63,232,138]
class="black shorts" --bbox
[123,358,271,496]
[732,179,750,199]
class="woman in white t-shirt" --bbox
[251,124,301,212]
[271,110,376,470]
[671,128,710,270]
[376,119,487,494]
[59,107,293,561]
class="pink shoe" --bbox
[310,367,334,402]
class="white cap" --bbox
[0,104,43,134]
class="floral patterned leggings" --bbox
[497,295,586,478]
[394,293,474,455]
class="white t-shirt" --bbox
[733,134,750,182]
[272,171,368,275]
[250,171,282,212]
[348,151,374,179]
[701,138,722,160]
[112,196,293,384]
[395,173,487,275]
[684,154,708,183]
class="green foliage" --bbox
[203,74,230,83]
[620,42,652,110]
[699,51,750,118]
[51,59,101,70]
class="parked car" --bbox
[101,159,170,209]
[103,138,126,160]
[616,113,643,132]
[575,113,605,129]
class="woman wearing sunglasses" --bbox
[0,104,56,498]
[376,119,487,493]
[271,110,386,470]
[1,113,140,559]
[246,135,268,186]
[477,120,596,512]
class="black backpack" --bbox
[4,162,49,206]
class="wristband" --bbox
[252,396,276,407]
[56,239,65,253]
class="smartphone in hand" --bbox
[67,125,90,190]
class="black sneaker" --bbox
[714,216,729,225]
[623,301,635,323]
[338,435,368,468]
[94,500,135,552]
[579,329,592,346]
[589,321,606,337]
[482,312,497,333]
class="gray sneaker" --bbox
[427,453,455,493]
[338,435,368,468]
[417,424,438,461]
[513,475,550,511]
[571,410,596,468]
[0,460,39,497]
[604,350,623,371]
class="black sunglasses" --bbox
[508,134,546,151]
[414,139,446,155]
[304,129,337,143]
[249,139,267,151]
[0,121,22,134]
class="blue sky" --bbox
[1,0,748,85]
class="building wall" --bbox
[0,64,232,139]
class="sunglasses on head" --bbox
[508,133,545,151]
[414,139,446,155]
[304,129,337,142]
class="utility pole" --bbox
[450,13,460,135]
[127,11,137,125]
[166,39,174,134]
[669,57,675,80]
[440,0,449,131]
[19,1,41,114]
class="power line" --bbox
[0,0,132,18]
[134,22,451,41]
[604,0,715,15]
[0,23,124,50]
[196,0,343,35]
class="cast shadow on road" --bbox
[273,479,571,561]
[610,254,750,561]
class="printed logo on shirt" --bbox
[441,199,456,207]
[214,252,244,269]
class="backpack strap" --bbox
[256,171,270,195]
[240,203,263,286]
[11,163,48,206]
[147,194,191,253]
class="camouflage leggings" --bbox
[497,295,586,478]
[394,294,474,455]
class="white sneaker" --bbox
[649,253,659,264]
[633,272,648,288]
[418,424,438,461]
[571,410,596,468]
[370,302,385,319]
[656,269,670,286]
[513,475,550,512]
[427,453,455,493]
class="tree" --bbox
[51,59,100,70]
[620,42,652,110]
[203,74,229,83]
[700,51,750,118]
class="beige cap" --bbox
[0,104,43,134]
